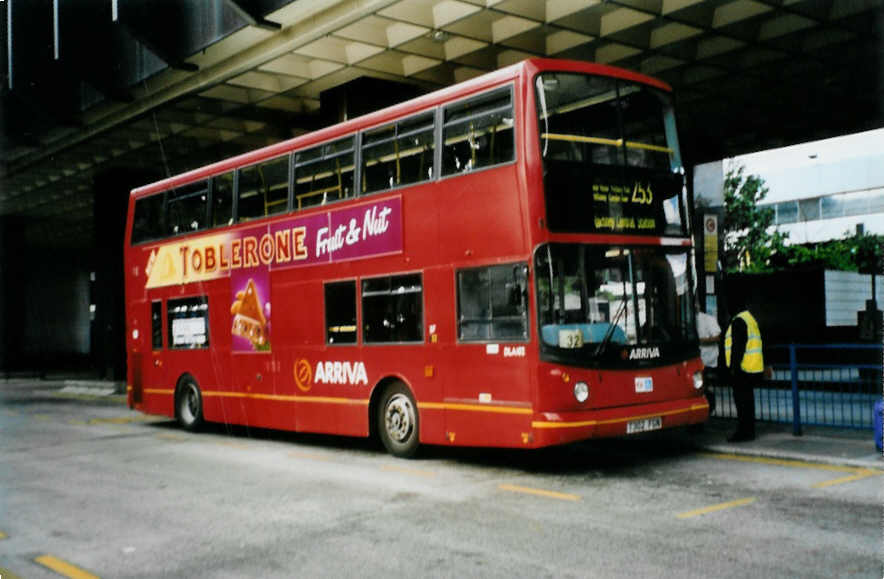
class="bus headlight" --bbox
[574,382,589,403]
[693,371,704,390]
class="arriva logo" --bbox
[629,347,661,360]
[315,360,369,386]
[295,359,369,389]
[294,359,313,392]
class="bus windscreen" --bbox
[535,243,698,368]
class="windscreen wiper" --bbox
[593,298,627,357]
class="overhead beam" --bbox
[6,0,401,175]
[119,21,199,72]
[225,0,283,31]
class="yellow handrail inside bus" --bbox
[540,132,672,154]
[443,122,512,147]
[296,185,344,209]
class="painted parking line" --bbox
[155,433,188,442]
[498,484,580,502]
[34,555,100,579]
[288,451,332,462]
[812,469,881,489]
[380,464,436,478]
[214,440,251,449]
[703,452,883,488]
[677,497,756,519]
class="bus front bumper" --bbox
[530,396,709,447]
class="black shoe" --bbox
[727,432,755,443]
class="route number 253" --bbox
[632,182,653,204]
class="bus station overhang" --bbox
[1,0,882,250]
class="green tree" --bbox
[785,233,883,272]
[722,162,789,273]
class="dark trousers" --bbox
[731,372,760,436]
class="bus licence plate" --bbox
[626,416,662,434]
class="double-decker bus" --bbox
[125,58,707,457]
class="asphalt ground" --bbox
[1,378,882,578]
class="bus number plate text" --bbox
[626,416,662,434]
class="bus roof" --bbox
[131,58,672,198]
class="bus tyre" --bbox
[176,376,204,432]
[378,382,419,458]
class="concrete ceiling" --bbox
[1,0,882,250]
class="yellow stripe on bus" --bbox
[201,391,368,406]
[419,402,532,415]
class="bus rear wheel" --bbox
[378,382,419,458]
[176,376,204,431]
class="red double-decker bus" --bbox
[125,58,707,457]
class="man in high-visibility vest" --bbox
[724,298,764,442]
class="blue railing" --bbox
[711,343,883,434]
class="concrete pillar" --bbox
[92,167,155,380]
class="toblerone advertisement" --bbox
[143,196,402,352]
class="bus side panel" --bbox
[447,347,534,447]
[435,169,525,266]
[200,282,233,424]
[271,276,358,436]
[416,266,453,446]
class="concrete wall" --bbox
[0,217,92,372]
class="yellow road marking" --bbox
[704,452,884,488]
[498,484,580,502]
[813,469,882,489]
[87,417,136,425]
[0,530,7,539]
[215,440,250,449]
[0,566,23,579]
[704,452,856,472]
[34,414,51,421]
[677,497,756,519]
[156,433,187,442]
[34,555,100,579]
[380,464,436,478]
[288,451,332,462]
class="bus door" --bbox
[141,300,167,413]
[450,263,532,446]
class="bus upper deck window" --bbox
[167,181,209,236]
[131,193,165,244]
[294,136,355,211]
[442,86,514,176]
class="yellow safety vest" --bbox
[724,311,764,373]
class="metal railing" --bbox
[711,343,883,434]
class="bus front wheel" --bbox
[378,382,419,458]
[176,376,204,431]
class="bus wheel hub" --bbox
[385,394,413,442]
